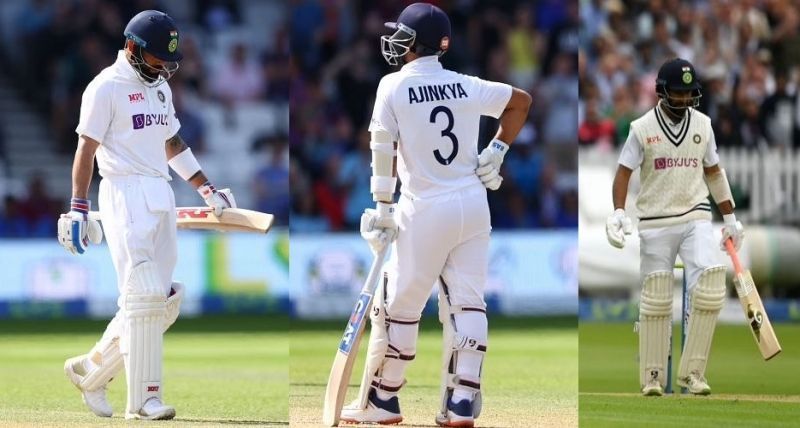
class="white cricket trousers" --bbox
[638,219,722,291]
[385,183,491,319]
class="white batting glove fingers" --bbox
[360,203,398,253]
[57,198,95,255]
[362,203,398,233]
[198,182,235,216]
[720,214,744,251]
[476,163,503,190]
[478,139,509,171]
[605,209,632,249]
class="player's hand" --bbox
[360,202,398,254]
[606,208,633,249]
[720,213,744,251]
[198,182,237,216]
[476,163,502,190]
[476,139,508,191]
[57,198,103,255]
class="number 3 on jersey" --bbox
[430,105,458,165]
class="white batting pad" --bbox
[438,280,487,418]
[679,266,726,380]
[638,271,673,388]
[123,262,167,415]
[80,282,182,392]
[356,276,390,409]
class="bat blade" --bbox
[725,239,781,360]
[322,292,373,426]
[88,207,274,233]
[322,246,389,426]
[175,207,274,233]
[732,270,782,360]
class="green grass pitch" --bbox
[0,315,288,427]
[580,322,800,427]
[290,316,577,427]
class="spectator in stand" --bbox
[759,67,799,149]
[579,98,615,147]
[211,42,266,105]
[19,173,62,237]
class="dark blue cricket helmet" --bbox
[124,10,183,62]
[656,58,702,115]
[124,10,182,86]
[382,3,451,66]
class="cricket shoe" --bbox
[126,397,176,420]
[435,399,475,427]
[641,379,664,396]
[677,372,711,395]
[340,388,403,425]
[64,355,113,417]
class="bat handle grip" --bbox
[724,237,743,274]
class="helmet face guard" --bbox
[657,84,701,117]
[381,23,416,66]
[128,42,179,87]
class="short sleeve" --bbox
[368,77,399,140]
[618,128,643,169]
[470,76,512,119]
[75,80,113,143]
[703,127,720,167]
[168,97,181,139]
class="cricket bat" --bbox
[322,245,389,427]
[89,207,274,234]
[724,238,781,360]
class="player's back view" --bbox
[344,3,531,427]
[375,60,514,198]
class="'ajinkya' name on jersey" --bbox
[369,56,512,199]
[76,51,181,180]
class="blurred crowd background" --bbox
[579,0,800,151]
[290,0,579,232]
[0,0,290,237]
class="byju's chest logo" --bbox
[132,113,169,130]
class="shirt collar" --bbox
[401,56,442,72]
[114,50,142,82]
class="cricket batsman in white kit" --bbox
[607,58,744,396]
[57,10,235,419]
[341,3,531,426]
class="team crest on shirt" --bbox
[157,90,165,103]
[693,134,701,144]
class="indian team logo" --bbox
[168,30,178,53]
[682,72,693,84]
[440,36,450,51]
[157,90,165,103]
[693,133,701,144]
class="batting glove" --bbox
[198,182,236,216]
[476,139,508,191]
[57,198,103,255]
[360,202,398,254]
[605,208,633,249]
[720,213,744,251]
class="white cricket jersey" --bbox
[369,56,512,199]
[76,51,181,179]
[618,103,719,229]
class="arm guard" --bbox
[705,168,735,208]
[370,130,397,202]
[168,148,202,181]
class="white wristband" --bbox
[168,148,202,181]
[723,213,737,225]
[370,176,397,195]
